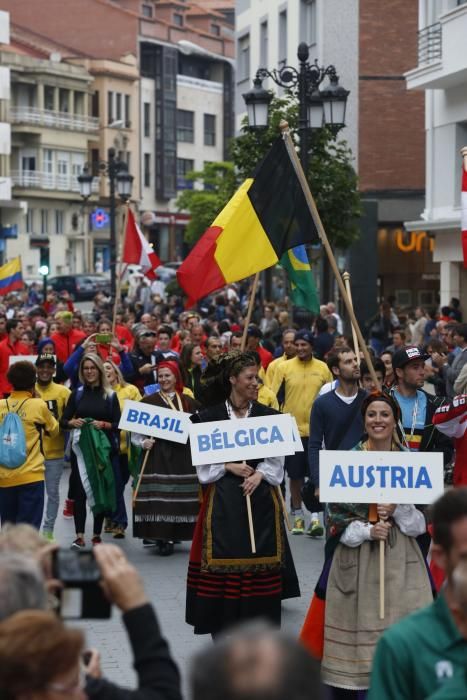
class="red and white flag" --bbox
[122,209,161,279]
[462,155,467,268]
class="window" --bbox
[211,23,220,36]
[125,95,131,127]
[260,21,268,67]
[142,3,153,17]
[144,153,151,187]
[144,102,151,137]
[43,149,53,174]
[279,10,287,64]
[173,12,183,26]
[57,152,69,189]
[176,109,194,142]
[300,0,316,45]
[55,210,64,235]
[116,93,122,121]
[26,209,35,234]
[44,86,55,111]
[107,91,113,124]
[91,91,99,118]
[41,209,49,235]
[204,114,216,146]
[238,34,250,82]
[176,158,194,189]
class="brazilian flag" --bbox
[280,245,319,314]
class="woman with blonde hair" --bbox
[103,359,141,538]
[0,610,86,700]
[61,353,121,548]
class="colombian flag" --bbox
[0,257,23,296]
[280,245,319,314]
[177,137,319,306]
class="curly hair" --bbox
[198,352,257,407]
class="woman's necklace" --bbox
[226,398,252,419]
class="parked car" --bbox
[47,274,111,300]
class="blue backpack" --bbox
[0,398,29,469]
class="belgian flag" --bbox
[177,137,319,306]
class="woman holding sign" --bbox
[131,360,200,556]
[300,391,433,698]
[186,352,300,637]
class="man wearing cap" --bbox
[129,327,158,393]
[246,326,273,370]
[34,354,71,541]
[271,330,333,534]
[391,346,452,459]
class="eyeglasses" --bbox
[46,667,86,695]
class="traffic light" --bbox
[40,247,49,269]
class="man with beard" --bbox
[308,347,366,537]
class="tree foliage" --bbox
[177,93,361,249]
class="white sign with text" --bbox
[119,399,191,444]
[319,450,444,504]
[189,414,297,466]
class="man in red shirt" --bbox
[246,326,273,369]
[0,319,30,397]
[50,311,86,363]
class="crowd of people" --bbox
[1,281,467,698]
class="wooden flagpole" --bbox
[132,447,151,507]
[112,203,130,335]
[239,271,261,554]
[279,120,380,390]
[342,271,360,364]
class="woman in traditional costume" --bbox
[300,391,433,699]
[131,360,200,556]
[186,352,300,637]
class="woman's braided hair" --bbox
[198,351,257,407]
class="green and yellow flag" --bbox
[280,245,319,314]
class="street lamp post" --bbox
[242,42,350,300]
[77,148,133,301]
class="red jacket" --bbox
[257,345,273,370]
[115,324,134,349]
[0,338,30,396]
[433,395,467,486]
[50,329,86,363]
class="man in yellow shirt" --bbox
[0,361,59,529]
[271,330,332,534]
[34,353,71,541]
[265,329,297,387]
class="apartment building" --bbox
[405,0,467,308]
[236,0,428,322]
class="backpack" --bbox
[0,399,29,469]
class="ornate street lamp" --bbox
[78,148,134,300]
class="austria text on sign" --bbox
[119,399,191,444]
[319,450,444,505]
[189,414,297,466]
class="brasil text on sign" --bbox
[319,450,444,504]
[189,414,297,466]
[119,399,191,444]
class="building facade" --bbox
[405,0,467,308]
[236,0,428,324]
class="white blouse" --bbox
[340,504,426,547]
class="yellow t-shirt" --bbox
[265,354,287,387]
[0,391,59,487]
[258,384,279,410]
[113,383,142,453]
[271,356,333,437]
[35,381,71,460]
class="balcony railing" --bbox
[418,22,442,64]
[11,170,99,193]
[10,107,100,132]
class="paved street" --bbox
[54,470,324,692]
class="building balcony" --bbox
[11,170,99,193]
[406,3,467,90]
[10,106,100,133]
